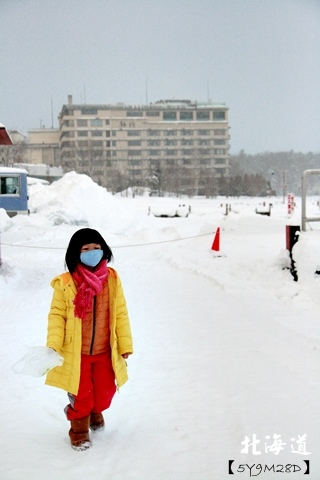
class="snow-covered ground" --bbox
[0,172,320,479]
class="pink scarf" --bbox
[72,262,108,320]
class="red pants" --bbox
[65,353,116,420]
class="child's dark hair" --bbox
[65,228,113,272]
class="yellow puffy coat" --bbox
[45,267,133,395]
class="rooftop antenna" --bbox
[207,81,210,102]
[145,77,148,105]
[51,96,54,128]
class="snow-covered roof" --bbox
[0,123,13,145]
[0,166,28,174]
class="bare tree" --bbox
[0,140,27,167]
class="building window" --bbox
[215,158,225,164]
[0,176,19,195]
[166,159,175,165]
[196,111,210,121]
[61,131,72,139]
[78,140,89,147]
[180,111,193,121]
[182,149,193,156]
[105,131,111,137]
[165,139,177,146]
[91,130,103,137]
[112,131,116,136]
[182,139,194,146]
[214,139,226,145]
[64,120,74,127]
[198,139,210,145]
[128,150,141,156]
[199,149,210,155]
[78,130,88,137]
[128,140,141,146]
[200,159,211,165]
[214,149,225,155]
[148,140,160,146]
[91,119,102,127]
[105,120,110,125]
[77,119,88,127]
[147,130,161,136]
[163,111,177,121]
[149,150,160,156]
[127,130,141,136]
[165,129,177,136]
[198,129,210,135]
[214,129,226,135]
[213,111,226,120]
[127,110,143,117]
[146,111,160,117]
[81,107,98,115]
[106,141,111,147]
[129,159,141,165]
[182,158,192,165]
[92,141,103,147]
[112,141,117,146]
[181,129,193,136]
[166,150,177,156]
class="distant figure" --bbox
[45,228,133,451]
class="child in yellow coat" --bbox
[46,228,133,451]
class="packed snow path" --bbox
[1,243,319,480]
[1,178,319,479]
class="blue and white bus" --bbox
[0,167,28,216]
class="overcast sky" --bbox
[1,0,319,154]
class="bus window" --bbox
[0,176,20,195]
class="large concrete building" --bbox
[58,95,230,195]
[27,128,60,166]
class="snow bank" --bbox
[0,208,12,232]
[28,171,139,233]
[1,175,320,479]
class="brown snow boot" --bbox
[69,415,91,451]
[90,412,105,431]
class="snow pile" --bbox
[28,171,139,232]
[0,207,12,231]
[292,230,320,281]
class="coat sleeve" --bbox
[46,277,67,354]
[115,275,133,356]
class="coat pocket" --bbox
[63,335,73,347]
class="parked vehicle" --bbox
[0,167,28,216]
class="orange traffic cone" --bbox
[211,227,220,251]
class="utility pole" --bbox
[282,171,287,204]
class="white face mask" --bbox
[80,249,103,267]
